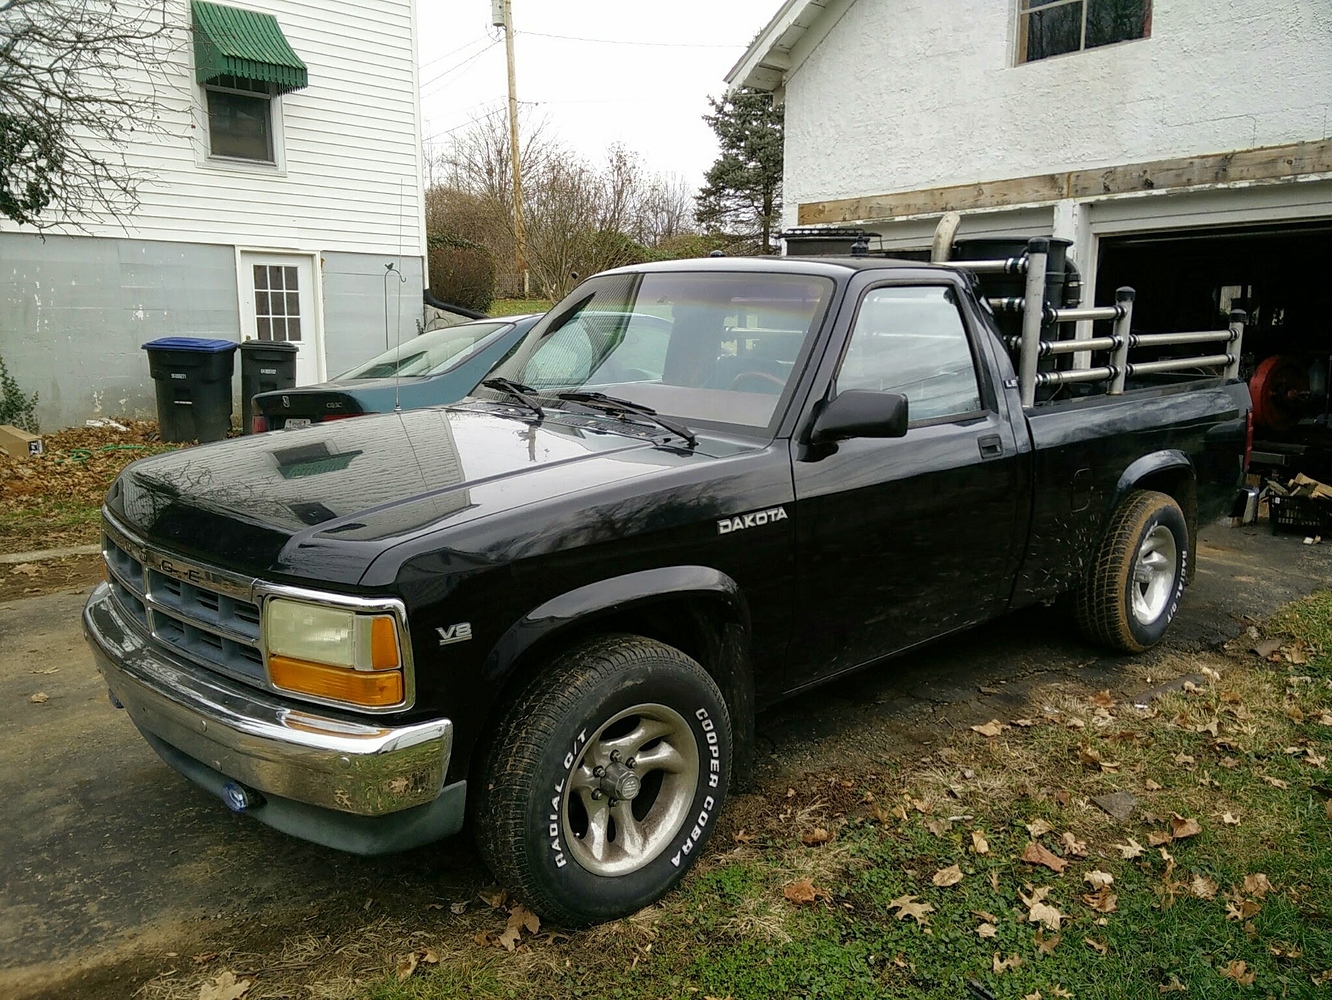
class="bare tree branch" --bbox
[1,0,183,229]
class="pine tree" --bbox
[695,88,784,254]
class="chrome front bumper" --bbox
[83,582,456,827]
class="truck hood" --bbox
[108,406,692,584]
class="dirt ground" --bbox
[0,521,1327,999]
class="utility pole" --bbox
[495,0,528,295]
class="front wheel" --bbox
[1075,490,1189,653]
[474,635,731,926]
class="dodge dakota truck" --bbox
[84,242,1250,925]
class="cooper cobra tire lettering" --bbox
[670,709,721,867]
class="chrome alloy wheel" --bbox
[562,704,700,877]
[1131,524,1178,625]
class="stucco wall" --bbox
[0,236,423,430]
[781,0,1332,227]
[320,251,425,379]
[0,234,239,430]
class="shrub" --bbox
[427,233,497,314]
[0,355,38,432]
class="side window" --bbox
[836,286,983,422]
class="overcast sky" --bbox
[416,1,782,188]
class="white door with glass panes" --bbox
[239,253,321,385]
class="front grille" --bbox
[103,533,267,687]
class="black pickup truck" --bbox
[84,247,1250,925]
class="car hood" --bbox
[108,406,693,585]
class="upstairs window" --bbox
[1017,0,1152,64]
[205,76,276,161]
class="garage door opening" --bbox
[1097,222,1332,479]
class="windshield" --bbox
[482,271,834,431]
[337,321,511,379]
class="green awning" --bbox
[192,1,308,93]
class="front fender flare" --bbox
[485,566,749,681]
[480,566,755,784]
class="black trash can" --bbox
[142,338,238,443]
[239,341,298,434]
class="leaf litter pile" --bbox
[135,598,1332,1000]
[0,419,184,554]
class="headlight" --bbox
[263,598,404,708]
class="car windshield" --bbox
[337,321,511,379]
[481,271,834,432]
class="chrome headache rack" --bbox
[940,237,1247,408]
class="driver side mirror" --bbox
[810,390,909,444]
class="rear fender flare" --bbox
[1110,450,1197,579]
[1111,451,1194,511]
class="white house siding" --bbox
[0,0,426,255]
[779,0,1332,232]
[0,0,426,429]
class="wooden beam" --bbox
[797,139,1332,226]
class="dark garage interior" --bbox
[1097,222,1332,481]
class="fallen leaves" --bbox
[931,864,964,887]
[1220,959,1256,985]
[1221,811,1241,826]
[1025,818,1054,838]
[888,894,935,926]
[1261,775,1290,789]
[1035,928,1061,955]
[971,719,1008,738]
[1242,873,1273,899]
[1082,887,1117,913]
[1083,870,1114,889]
[198,972,251,1000]
[1084,937,1108,955]
[1021,887,1063,931]
[10,563,40,577]
[783,879,830,906]
[1190,874,1219,900]
[993,952,1024,973]
[976,921,998,939]
[1020,841,1069,873]
[1113,837,1145,859]
[1060,831,1088,857]
[971,829,990,855]
[801,827,831,846]
[28,692,48,704]
[474,904,541,951]
[1169,813,1203,839]
[1226,898,1262,922]
[394,948,441,981]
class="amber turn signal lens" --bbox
[269,655,404,707]
[370,615,400,670]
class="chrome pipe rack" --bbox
[956,238,1247,407]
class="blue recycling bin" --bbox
[142,338,238,443]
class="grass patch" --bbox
[487,299,553,318]
[137,597,1332,1000]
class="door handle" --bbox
[978,434,1004,459]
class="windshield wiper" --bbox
[481,378,544,421]
[555,391,697,448]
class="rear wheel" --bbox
[474,635,731,926]
[1075,490,1189,653]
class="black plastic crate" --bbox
[1268,493,1332,536]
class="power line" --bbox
[517,29,746,49]
[421,106,508,146]
[419,32,494,74]
[419,39,502,96]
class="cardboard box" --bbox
[0,424,42,458]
